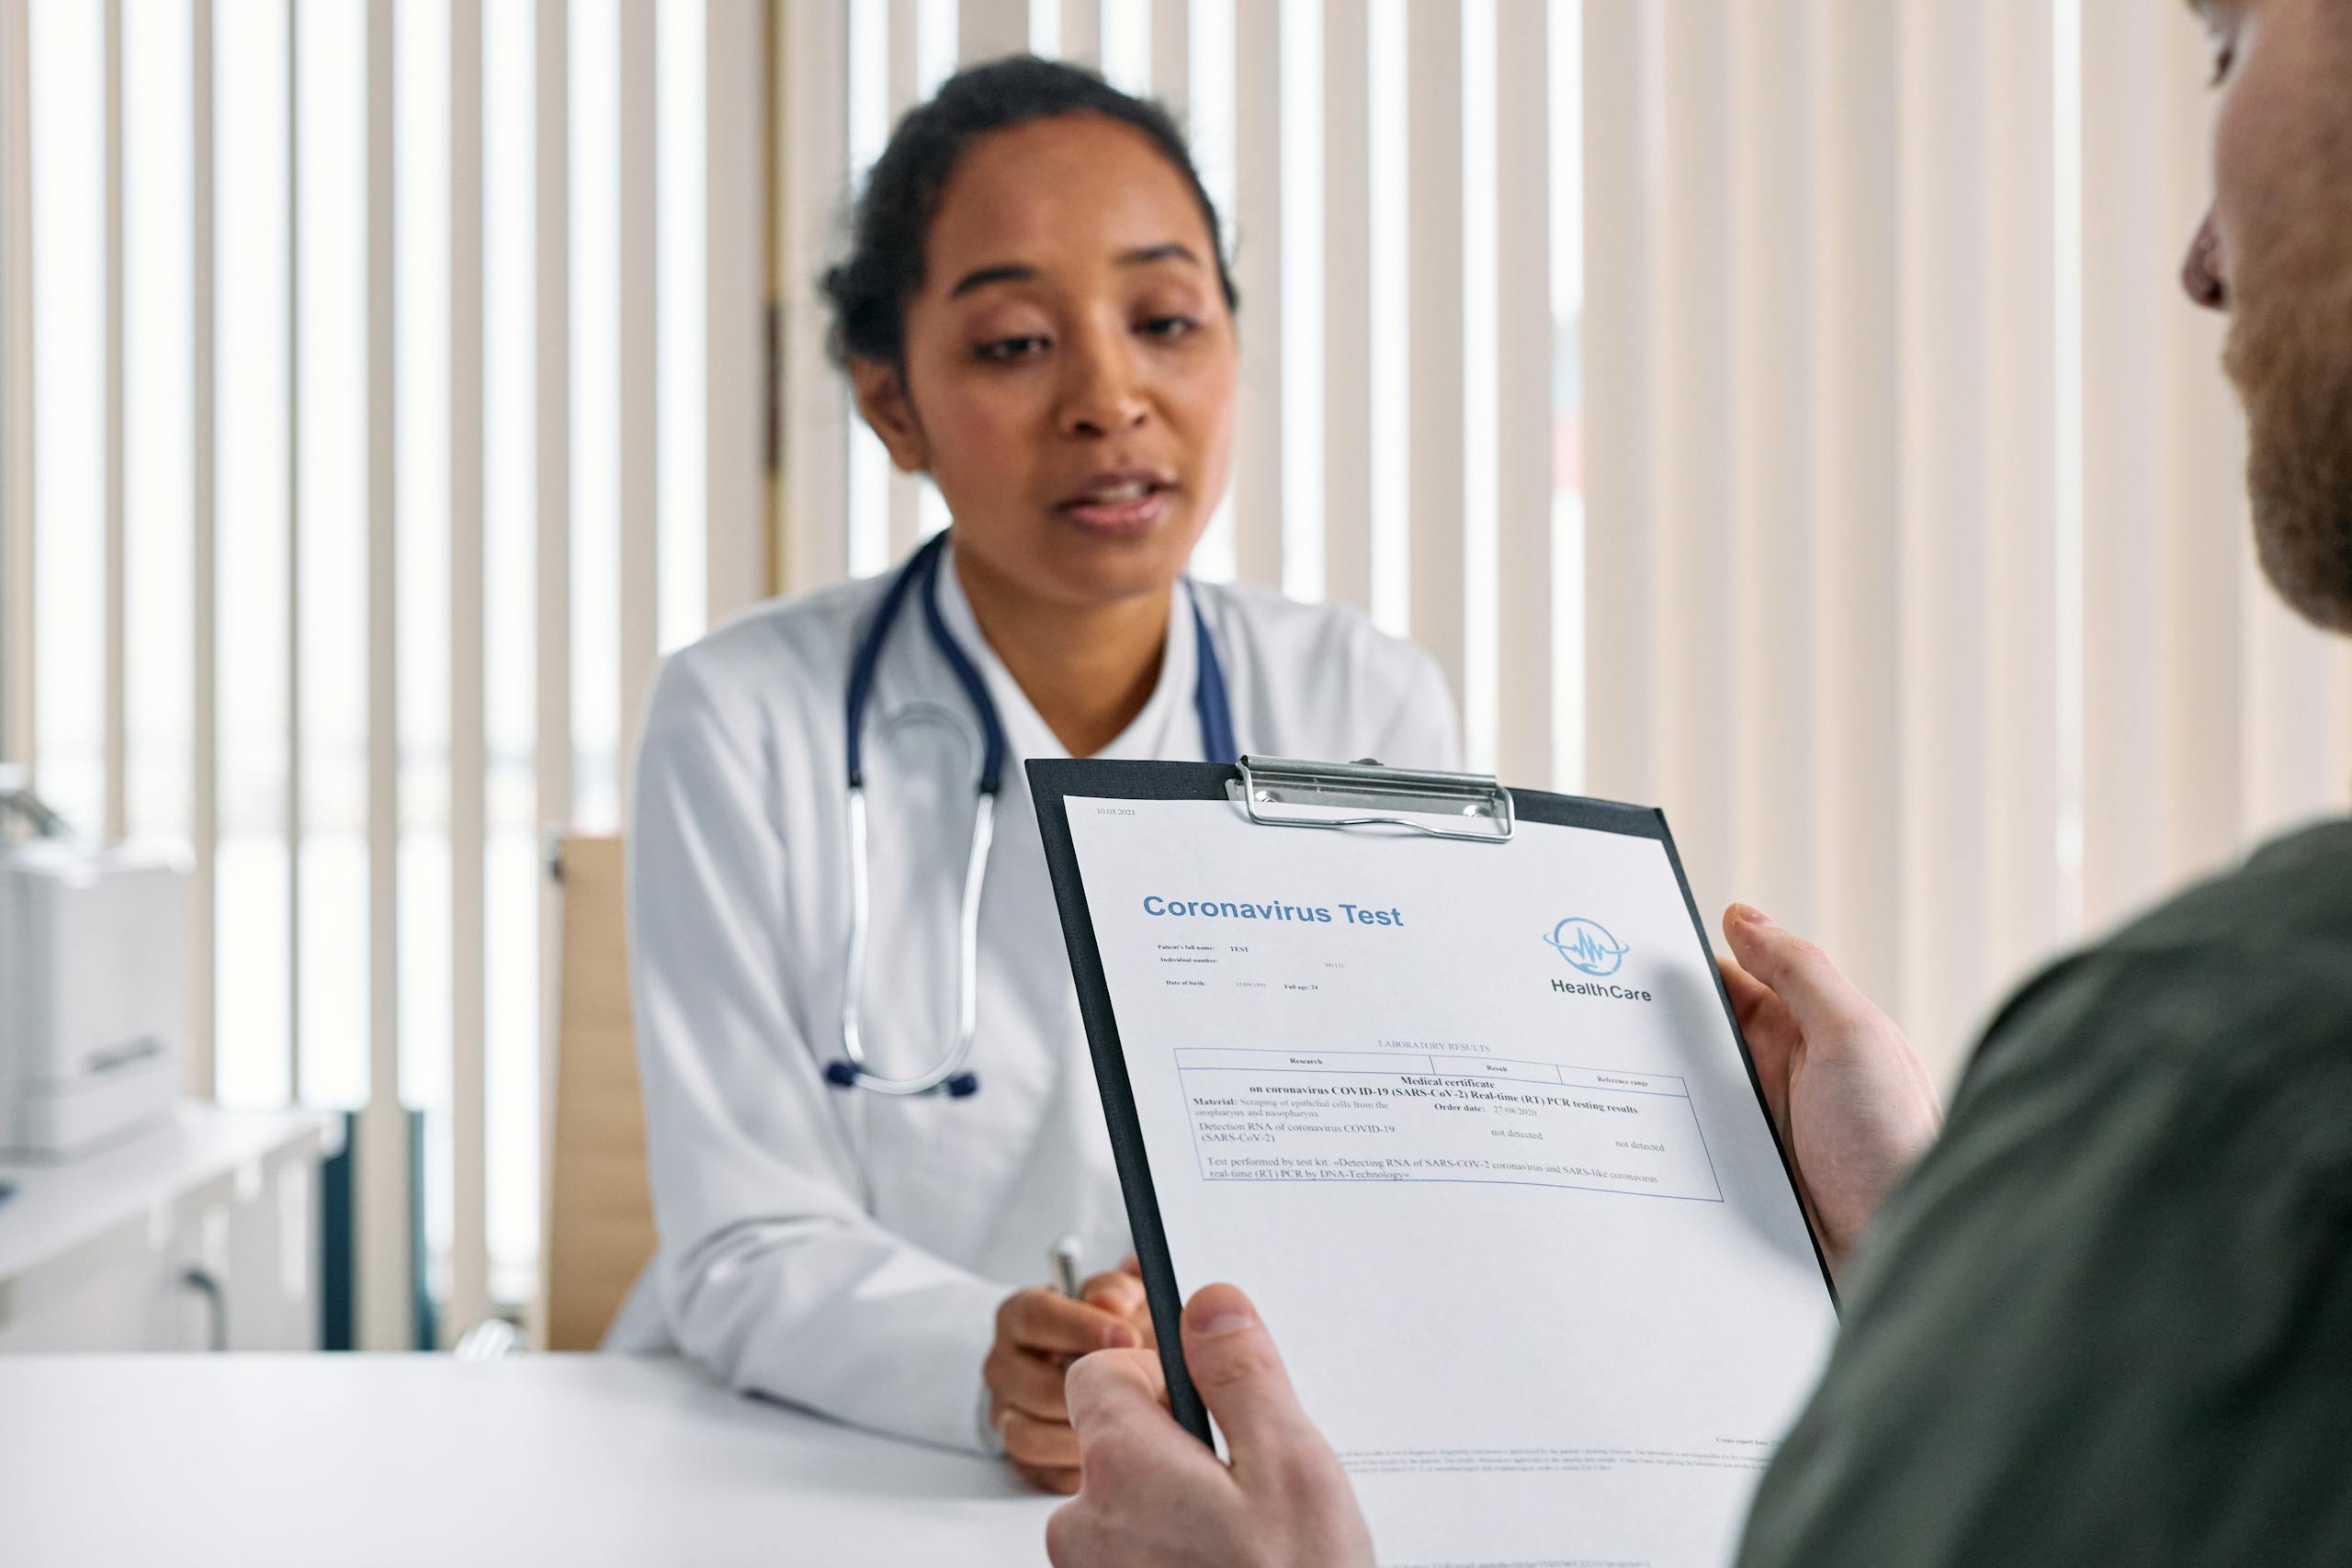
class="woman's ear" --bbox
[849,356,929,474]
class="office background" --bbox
[2,0,2347,1355]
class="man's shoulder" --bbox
[1974,817,2352,1083]
[1737,818,2352,1568]
[2095,815,2352,969]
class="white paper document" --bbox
[1061,795,1838,1568]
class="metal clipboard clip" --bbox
[1227,755,1515,844]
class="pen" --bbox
[1050,1233,1084,1300]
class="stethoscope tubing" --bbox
[826,531,1235,1099]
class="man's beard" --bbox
[2223,249,2352,634]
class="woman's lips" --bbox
[1058,479,1175,535]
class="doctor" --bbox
[608,56,1457,1492]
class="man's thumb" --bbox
[1722,903,1877,1037]
[1181,1283,1317,1471]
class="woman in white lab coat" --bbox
[607,57,1458,1490]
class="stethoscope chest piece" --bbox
[824,1057,979,1098]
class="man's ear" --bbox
[849,356,929,474]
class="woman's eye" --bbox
[976,335,1048,363]
[1139,315,1200,341]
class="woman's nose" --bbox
[1057,329,1149,437]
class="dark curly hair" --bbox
[820,55,1239,374]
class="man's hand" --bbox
[1718,904,1943,1269]
[986,1256,1155,1494]
[1049,1282,1374,1568]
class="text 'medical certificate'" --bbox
[1058,790,1837,1568]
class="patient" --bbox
[1047,0,2352,1562]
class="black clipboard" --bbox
[1030,754,1837,1450]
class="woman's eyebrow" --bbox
[948,244,1199,299]
[1118,243,1199,269]
[947,263,1037,299]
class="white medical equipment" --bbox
[0,776,187,1156]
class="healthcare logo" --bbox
[1544,917,1629,977]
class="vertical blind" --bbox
[1577,0,2352,1062]
[772,0,2352,1086]
[6,0,2351,1349]
[0,0,766,1349]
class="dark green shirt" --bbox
[1740,818,2352,1568]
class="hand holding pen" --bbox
[981,1237,1156,1495]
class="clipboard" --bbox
[1030,754,1836,1455]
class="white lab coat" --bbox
[607,539,1460,1453]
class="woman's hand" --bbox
[986,1256,1156,1493]
[1050,1282,1374,1568]
[1717,904,1944,1271]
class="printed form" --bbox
[1065,797,1838,1568]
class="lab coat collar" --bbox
[927,536,1200,773]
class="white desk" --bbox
[0,1354,1060,1565]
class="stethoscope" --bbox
[824,530,1238,1100]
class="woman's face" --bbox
[853,113,1238,610]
